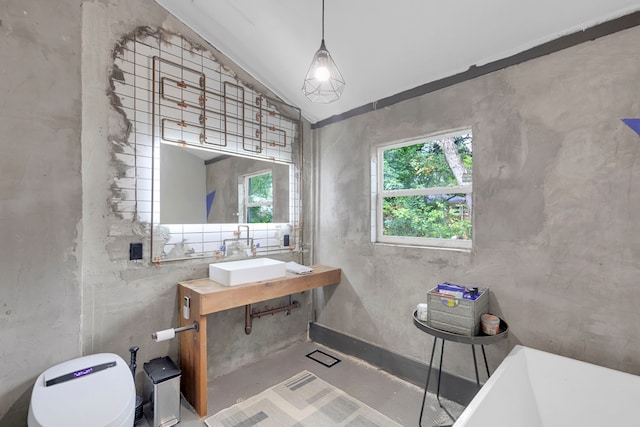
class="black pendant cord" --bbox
[321,0,325,41]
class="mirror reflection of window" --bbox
[244,171,273,223]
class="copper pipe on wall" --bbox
[251,301,300,318]
[243,300,301,335]
[223,81,246,150]
[244,305,252,335]
[159,71,289,150]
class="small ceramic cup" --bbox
[481,314,500,335]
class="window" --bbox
[243,171,273,223]
[375,129,472,249]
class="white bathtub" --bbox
[454,345,640,427]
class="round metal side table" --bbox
[412,311,508,427]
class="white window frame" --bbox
[374,129,472,250]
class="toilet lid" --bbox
[29,353,135,427]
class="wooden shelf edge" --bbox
[179,265,341,315]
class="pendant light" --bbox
[302,0,345,103]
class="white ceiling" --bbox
[155,0,640,124]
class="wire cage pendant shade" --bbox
[302,0,345,103]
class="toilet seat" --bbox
[28,353,135,427]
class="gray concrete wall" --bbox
[0,0,309,425]
[0,1,83,424]
[313,25,640,381]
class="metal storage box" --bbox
[427,286,489,336]
[143,356,181,427]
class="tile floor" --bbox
[137,339,463,427]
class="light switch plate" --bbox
[183,296,190,319]
[129,243,143,260]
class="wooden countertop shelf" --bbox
[179,265,341,315]
[178,264,341,417]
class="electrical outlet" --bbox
[129,243,143,260]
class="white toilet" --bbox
[28,353,136,427]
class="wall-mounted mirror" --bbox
[160,142,290,224]
[113,30,304,261]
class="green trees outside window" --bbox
[246,172,273,223]
[378,131,472,247]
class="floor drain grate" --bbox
[305,350,341,367]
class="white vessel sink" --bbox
[209,258,287,286]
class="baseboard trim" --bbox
[308,322,477,406]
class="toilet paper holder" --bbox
[151,322,199,342]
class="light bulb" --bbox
[314,65,330,82]
[302,38,345,102]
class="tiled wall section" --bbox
[110,29,302,261]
